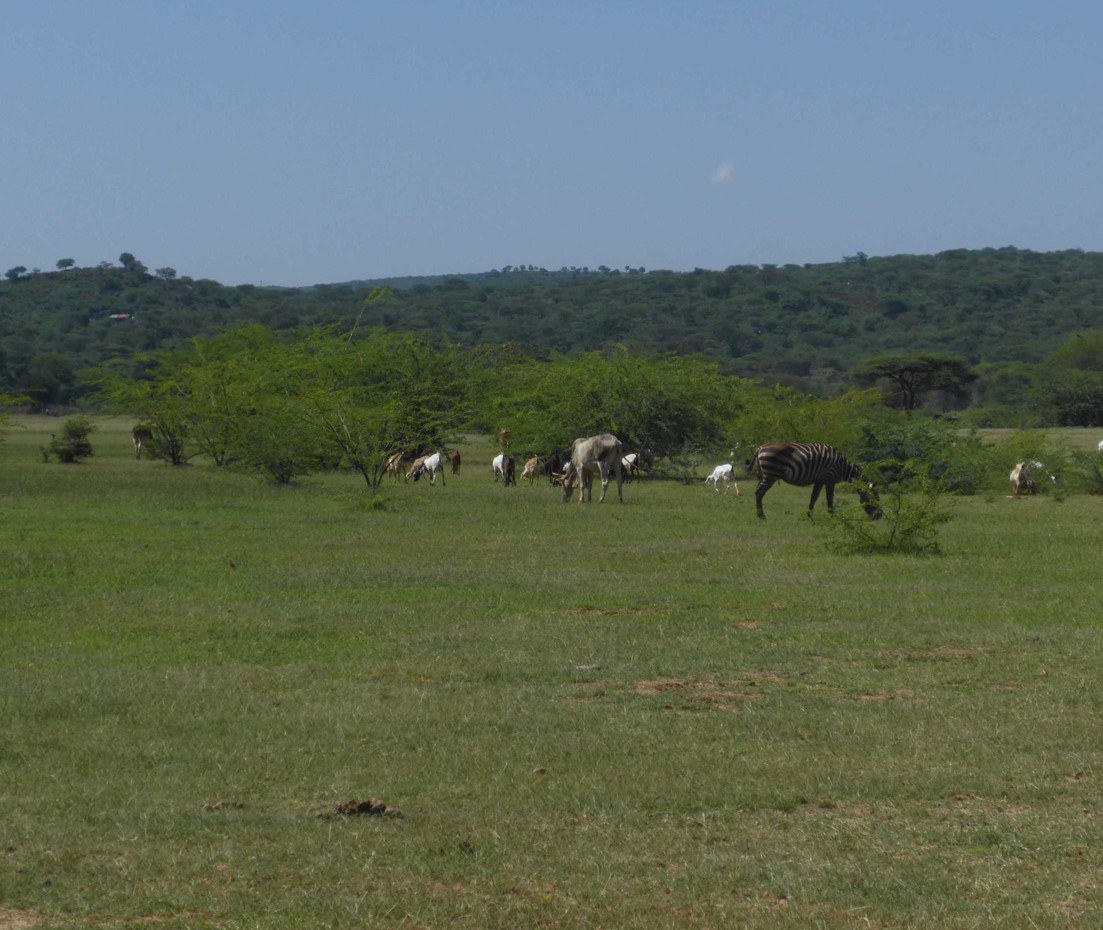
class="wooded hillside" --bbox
[3,248,1103,423]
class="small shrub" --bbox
[826,460,952,555]
[42,416,96,464]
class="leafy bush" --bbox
[1067,450,1103,495]
[42,416,95,463]
[826,462,952,554]
[981,430,1070,496]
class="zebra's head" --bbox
[858,482,883,520]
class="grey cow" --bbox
[561,433,625,504]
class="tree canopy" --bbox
[853,353,977,412]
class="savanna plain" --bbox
[2,417,1103,929]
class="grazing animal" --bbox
[621,453,640,482]
[385,452,406,482]
[492,452,515,486]
[409,452,445,485]
[705,463,739,495]
[131,424,152,460]
[749,441,880,520]
[562,433,625,504]
[1098,440,1103,453]
[521,455,542,485]
[448,449,461,475]
[545,449,570,484]
[1009,462,1034,497]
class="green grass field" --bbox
[3,416,1102,929]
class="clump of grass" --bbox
[360,494,388,511]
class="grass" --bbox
[2,416,1103,928]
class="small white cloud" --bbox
[709,161,734,185]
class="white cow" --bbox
[1009,462,1033,497]
[562,433,624,504]
[492,452,515,486]
[1098,440,1103,453]
[705,463,739,495]
[410,452,445,485]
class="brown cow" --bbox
[385,452,406,482]
[520,455,541,485]
[132,424,153,460]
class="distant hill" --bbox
[3,248,1103,405]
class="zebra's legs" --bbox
[754,477,776,519]
[807,482,836,517]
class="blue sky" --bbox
[4,1,1101,285]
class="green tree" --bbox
[5,266,27,282]
[56,258,76,271]
[119,252,148,275]
[90,366,195,465]
[480,349,750,460]
[21,352,78,406]
[853,353,977,412]
[1047,330,1103,371]
[289,329,469,489]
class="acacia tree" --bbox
[285,328,469,489]
[854,353,976,413]
[480,348,751,460]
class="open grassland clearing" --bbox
[2,417,1103,928]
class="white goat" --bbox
[705,463,739,495]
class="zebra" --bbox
[748,441,882,520]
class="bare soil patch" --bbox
[634,674,784,710]
[0,910,39,930]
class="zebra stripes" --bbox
[750,441,880,520]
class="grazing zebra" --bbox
[749,441,881,520]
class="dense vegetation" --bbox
[4,247,1103,424]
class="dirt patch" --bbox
[634,676,778,710]
[319,797,404,819]
[857,689,917,702]
[635,678,689,695]
[0,910,40,930]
